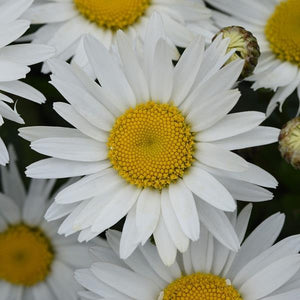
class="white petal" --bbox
[195,142,249,172]
[239,255,300,300]
[0,138,9,166]
[116,31,149,103]
[196,198,240,251]
[153,214,177,266]
[53,102,107,142]
[183,166,236,211]
[55,169,119,204]
[84,35,136,109]
[160,189,189,253]
[26,158,109,178]
[91,262,160,300]
[136,188,161,244]
[0,193,21,223]
[0,0,33,23]
[197,111,266,142]
[226,213,285,279]
[0,44,55,66]
[23,2,77,23]
[31,137,107,162]
[0,81,46,104]
[91,184,141,233]
[150,38,173,103]
[213,127,280,150]
[0,59,29,81]
[120,203,141,260]
[186,89,241,132]
[172,36,205,106]
[168,180,200,241]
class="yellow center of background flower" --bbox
[73,0,150,31]
[265,0,300,67]
[161,273,243,300]
[0,224,54,286]
[108,101,194,190]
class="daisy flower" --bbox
[206,0,300,116]
[75,205,300,300]
[0,147,93,299]
[22,0,216,71]
[0,0,55,165]
[20,14,279,266]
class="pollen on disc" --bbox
[0,224,54,286]
[162,273,243,300]
[265,0,300,67]
[73,0,150,31]
[107,101,195,190]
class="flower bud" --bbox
[213,26,260,80]
[279,117,300,169]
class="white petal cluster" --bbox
[0,0,55,165]
[75,206,300,300]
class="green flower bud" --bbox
[213,26,261,80]
[279,117,300,169]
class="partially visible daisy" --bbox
[22,0,216,72]
[75,205,300,300]
[206,0,300,116]
[20,14,279,266]
[0,147,92,299]
[0,0,55,165]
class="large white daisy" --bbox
[20,14,279,266]
[22,0,216,72]
[0,147,93,300]
[206,0,300,116]
[0,0,55,165]
[75,205,300,300]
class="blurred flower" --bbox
[0,0,55,165]
[0,147,92,299]
[22,0,216,73]
[207,0,300,116]
[75,205,300,300]
[213,26,260,80]
[20,14,278,266]
[279,117,300,169]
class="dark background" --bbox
[2,59,300,240]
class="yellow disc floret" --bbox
[73,0,150,31]
[161,273,243,300]
[265,0,300,67]
[108,101,194,190]
[0,224,54,286]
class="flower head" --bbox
[22,0,216,72]
[75,205,300,300]
[207,0,300,116]
[20,14,279,266]
[0,147,92,299]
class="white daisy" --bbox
[22,0,216,72]
[20,14,279,266]
[0,0,55,165]
[75,205,300,300]
[206,0,300,116]
[0,147,93,300]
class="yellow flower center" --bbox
[107,101,194,190]
[0,224,54,286]
[161,273,243,300]
[265,0,300,67]
[73,0,150,31]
